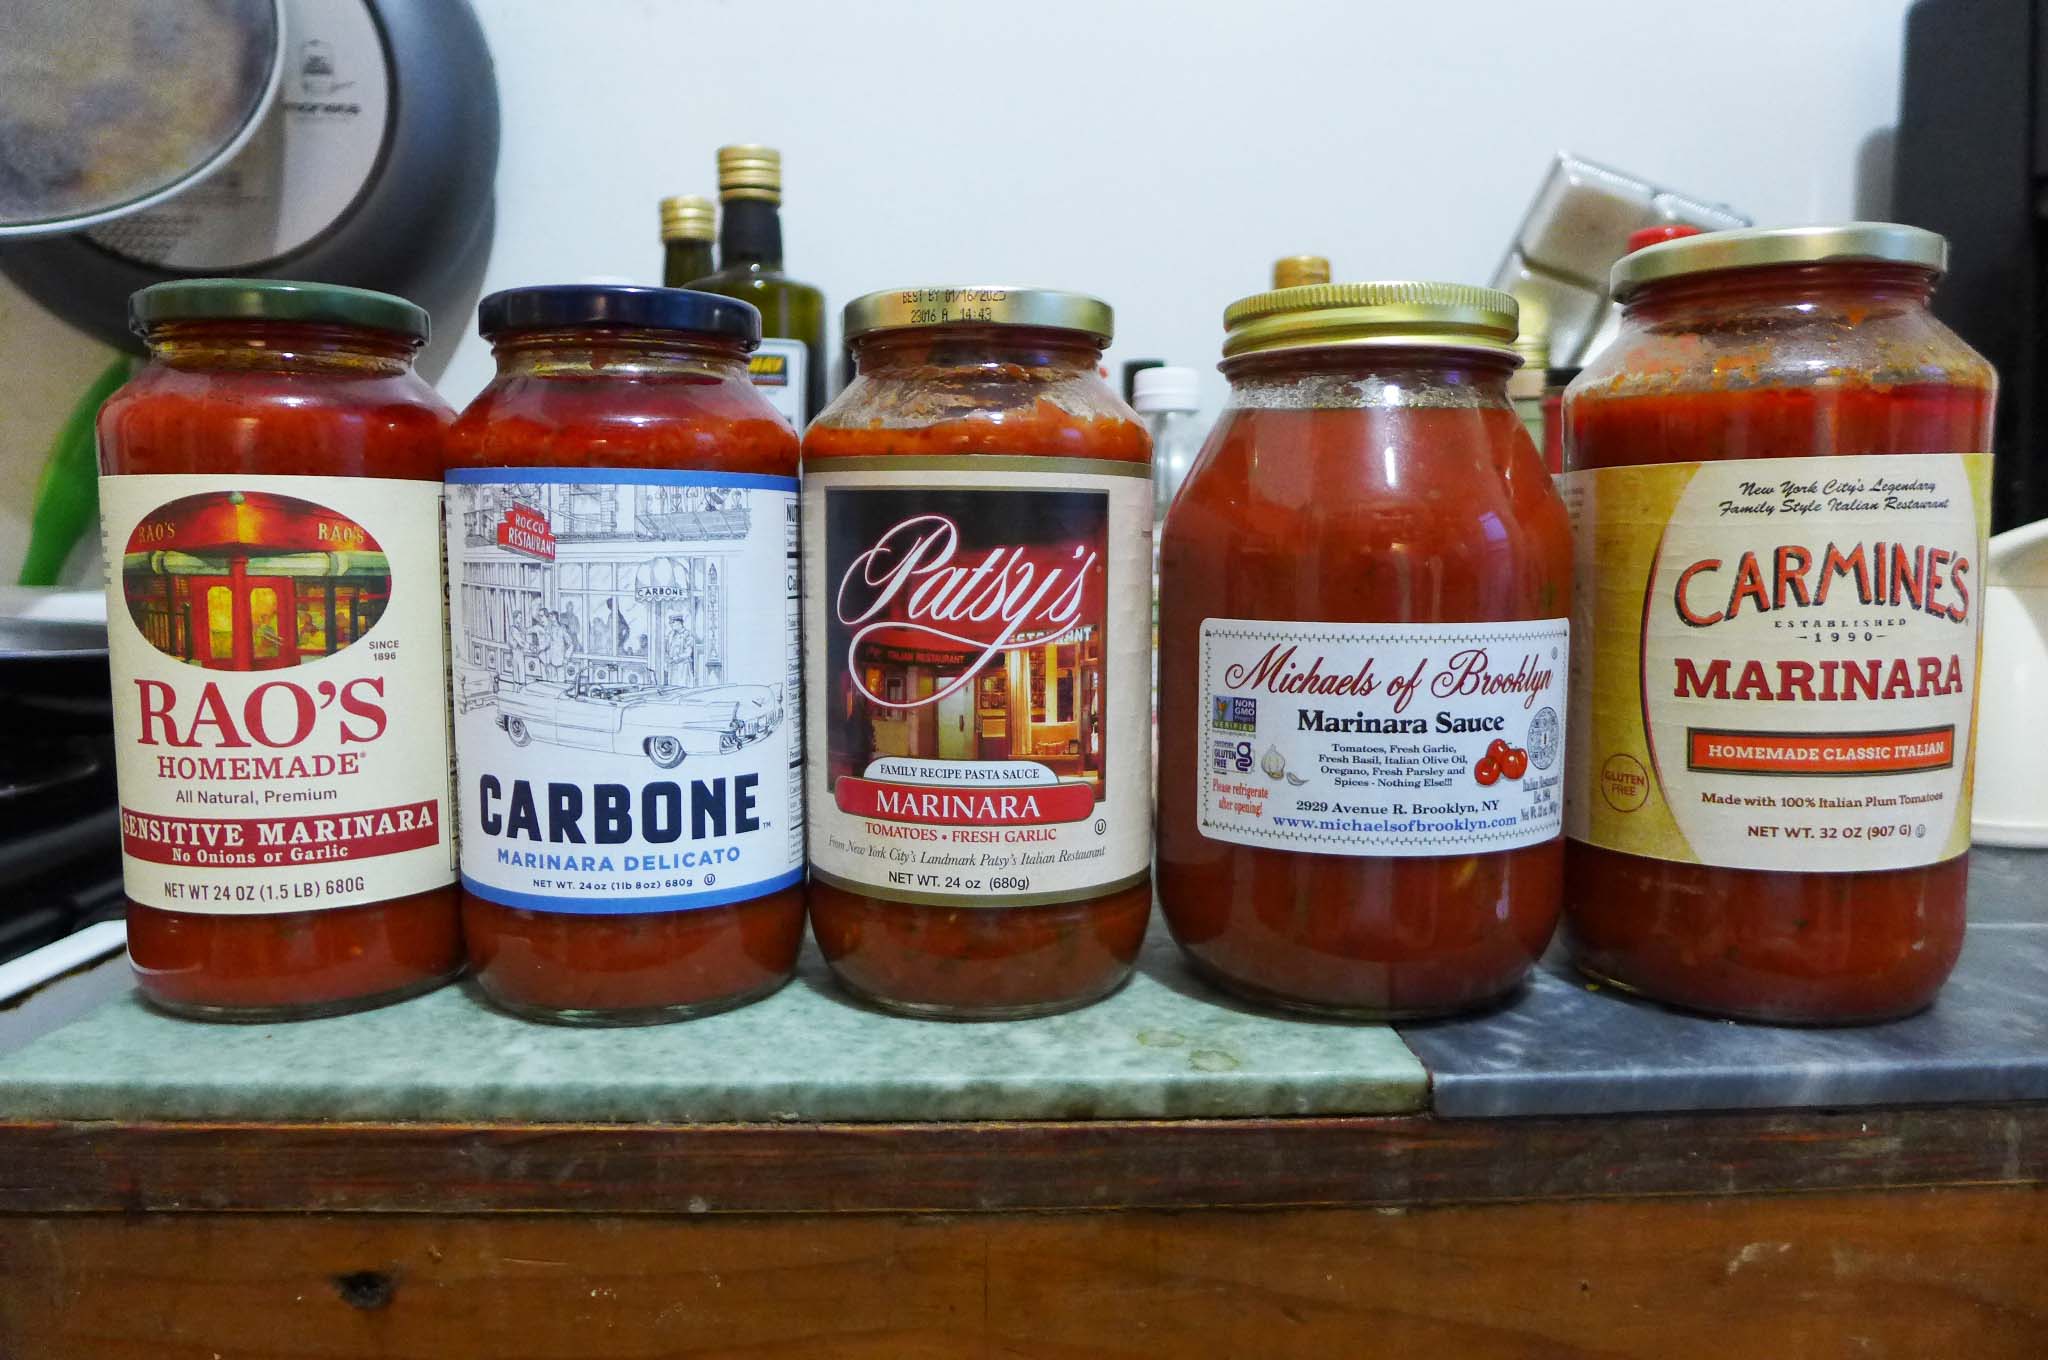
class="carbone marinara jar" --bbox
[1562,224,1995,1023]
[446,286,804,1024]
[1157,282,1573,1018]
[98,280,461,1020]
[803,288,1153,1019]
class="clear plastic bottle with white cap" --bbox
[1133,364,1203,524]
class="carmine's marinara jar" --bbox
[446,286,804,1024]
[1561,224,1995,1023]
[803,288,1153,1019]
[1157,283,1573,1018]
[99,279,461,1020]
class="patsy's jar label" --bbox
[1196,618,1568,856]
[100,474,455,914]
[446,468,802,914]
[802,456,1151,907]
[1562,452,1991,872]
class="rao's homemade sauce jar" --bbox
[447,285,804,1023]
[1156,282,1573,1017]
[1562,225,1995,1023]
[99,280,461,1020]
[803,288,1153,1018]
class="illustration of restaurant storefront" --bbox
[120,490,391,671]
[835,623,1106,791]
[451,478,741,696]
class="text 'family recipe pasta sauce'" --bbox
[447,286,804,1023]
[803,288,1153,1018]
[1157,283,1572,1017]
[1562,225,1995,1023]
[98,280,460,1020]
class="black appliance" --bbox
[1896,0,2048,531]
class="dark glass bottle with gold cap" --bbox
[689,144,826,425]
[659,195,716,287]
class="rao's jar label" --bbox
[1563,452,1991,872]
[100,474,455,913]
[1197,618,1568,855]
[803,456,1151,906]
[446,468,802,913]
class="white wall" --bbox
[0,0,1919,582]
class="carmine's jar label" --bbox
[445,468,801,913]
[99,474,455,914]
[802,456,1151,907]
[1561,452,1991,872]
[1197,618,1568,855]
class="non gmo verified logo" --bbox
[1214,696,1256,734]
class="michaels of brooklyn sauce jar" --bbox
[447,286,803,1023]
[98,280,460,1020]
[803,288,1153,1018]
[1562,225,1995,1022]
[1157,283,1572,1017]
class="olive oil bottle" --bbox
[689,145,826,425]
[659,195,715,287]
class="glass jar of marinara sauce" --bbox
[1157,283,1573,1017]
[1562,224,1995,1023]
[803,288,1153,1018]
[98,280,461,1020]
[447,286,804,1023]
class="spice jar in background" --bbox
[446,286,804,1024]
[1156,282,1573,1018]
[98,280,461,1020]
[1561,224,1995,1023]
[803,287,1153,1019]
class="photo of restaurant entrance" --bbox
[118,489,391,672]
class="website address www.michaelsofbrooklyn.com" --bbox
[1271,813,1523,835]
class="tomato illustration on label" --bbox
[1500,748,1529,780]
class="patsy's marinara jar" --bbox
[98,280,461,1020]
[1157,283,1573,1018]
[803,288,1153,1018]
[446,286,804,1024]
[1561,224,1995,1023]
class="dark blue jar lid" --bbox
[477,284,761,346]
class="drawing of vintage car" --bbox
[495,680,785,768]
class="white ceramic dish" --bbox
[1972,518,2048,848]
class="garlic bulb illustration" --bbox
[1260,746,1287,780]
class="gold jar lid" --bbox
[843,286,1114,343]
[659,194,715,242]
[1611,222,1948,299]
[1272,254,1332,289]
[1221,281,1519,359]
[717,144,782,203]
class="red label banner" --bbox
[120,800,442,865]
[496,503,556,560]
[1686,727,1956,776]
[833,777,1095,826]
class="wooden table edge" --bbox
[3,1101,2045,1215]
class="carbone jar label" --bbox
[100,474,454,913]
[1197,618,1568,855]
[1562,452,1991,872]
[803,457,1151,906]
[446,468,802,913]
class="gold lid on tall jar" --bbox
[1611,223,1948,299]
[1272,255,1332,289]
[843,286,1115,344]
[717,144,782,202]
[1222,281,1520,359]
[659,194,715,242]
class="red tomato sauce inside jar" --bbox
[1157,324,1572,1017]
[803,299,1154,1019]
[100,283,462,1020]
[447,286,804,1023]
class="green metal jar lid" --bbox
[129,278,430,342]
[843,287,1114,344]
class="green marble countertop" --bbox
[0,932,1428,1124]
